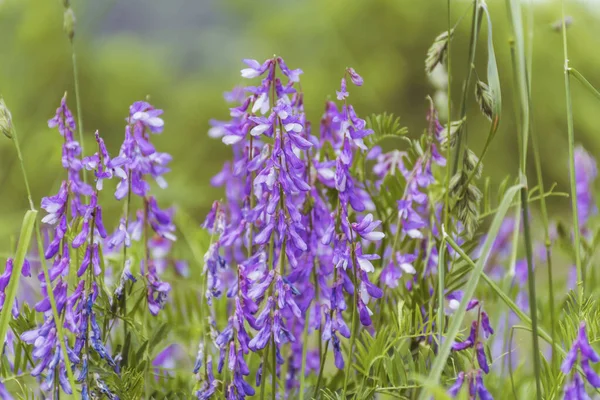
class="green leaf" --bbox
[481,3,502,131]
[136,340,149,367]
[419,183,523,398]
[569,68,600,102]
[149,323,171,352]
[0,210,37,351]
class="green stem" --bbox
[71,49,86,178]
[248,136,255,257]
[259,232,277,400]
[341,244,359,398]
[10,124,35,210]
[299,260,319,400]
[437,238,446,347]
[259,343,271,400]
[36,226,78,397]
[271,335,277,400]
[83,200,97,391]
[443,0,452,229]
[506,0,542,396]
[313,340,330,400]
[560,0,584,306]
[520,188,543,399]
[298,311,310,400]
[10,122,76,396]
[569,68,600,102]
[528,56,558,374]
[120,174,132,342]
[451,0,481,175]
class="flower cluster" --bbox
[2,94,180,398]
[562,322,600,398]
[447,303,494,398]
[195,58,386,398]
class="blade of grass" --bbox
[452,0,482,175]
[418,183,522,398]
[560,0,584,310]
[437,238,446,347]
[569,68,600,102]
[34,224,78,396]
[506,0,543,395]
[526,0,557,371]
[8,115,78,396]
[461,2,502,190]
[444,235,574,363]
[0,210,37,348]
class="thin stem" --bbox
[524,0,557,372]
[271,335,277,400]
[259,343,271,400]
[259,231,277,400]
[248,136,255,257]
[121,173,132,341]
[561,0,584,306]
[437,237,446,347]
[10,124,35,210]
[35,226,78,397]
[10,121,76,396]
[71,49,86,184]
[298,309,310,400]
[341,244,358,398]
[452,0,481,175]
[299,251,319,400]
[313,340,330,399]
[83,200,97,391]
[443,0,453,229]
[505,0,542,397]
[521,189,543,399]
[569,68,600,102]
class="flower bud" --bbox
[0,97,13,139]
[63,8,76,41]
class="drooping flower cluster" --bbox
[447,302,494,398]
[379,106,447,291]
[26,96,113,396]
[196,59,386,398]
[562,322,600,398]
[5,94,180,398]
[106,101,175,316]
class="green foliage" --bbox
[0,210,36,352]
[2,1,600,399]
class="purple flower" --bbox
[196,356,217,399]
[475,371,494,400]
[562,322,600,374]
[147,269,171,316]
[476,342,489,374]
[447,371,465,397]
[0,258,31,312]
[481,312,494,338]
[564,373,590,400]
[574,146,598,229]
[351,213,385,241]
[346,67,364,86]
[332,333,344,369]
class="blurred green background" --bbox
[0,0,599,247]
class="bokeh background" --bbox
[0,0,599,248]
